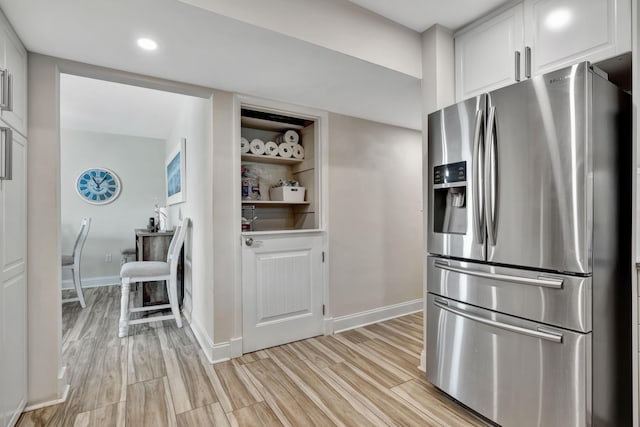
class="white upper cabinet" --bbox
[455,3,524,102]
[524,0,630,76]
[454,0,631,102]
[0,11,26,137]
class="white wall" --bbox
[60,129,166,285]
[179,0,422,78]
[27,53,64,406]
[211,92,237,342]
[328,113,423,317]
[419,24,455,371]
[164,95,215,345]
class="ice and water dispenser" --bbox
[433,161,467,234]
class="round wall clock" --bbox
[75,168,121,205]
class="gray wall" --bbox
[60,129,166,284]
[328,113,423,317]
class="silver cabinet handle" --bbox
[524,46,532,79]
[434,260,564,289]
[245,238,254,247]
[433,300,563,343]
[484,106,497,246]
[0,127,12,180]
[472,108,485,245]
[0,69,11,111]
[514,51,521,82]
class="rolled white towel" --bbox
[265,141,279,156]
[249,139,265,155]
[240,137,250,154]
[276,130,299,144]
[292,144,305,159]
[278,143,293,158]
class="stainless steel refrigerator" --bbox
[426,62,632,427]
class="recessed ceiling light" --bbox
[545,9,572,31]
[137,38,158,51]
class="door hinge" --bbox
[322,304,325,315]
[322,251,325,263]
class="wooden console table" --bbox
[135,229,183,307]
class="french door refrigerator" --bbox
[426,62,632,427]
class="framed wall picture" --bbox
[166,137,186,205]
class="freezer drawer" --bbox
[426,294,591,427]
[427,256,591,332]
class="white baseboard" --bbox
[192,299,422,364]
[419,349,426,372]
[189,318,216,363]
[6,399,25,425]
[331,298,424,334]
[190,316,243,364]
[24,367,70,412]
[210,337,243,363]
[61,275,120,289]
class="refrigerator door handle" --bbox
[434,260,564,289]
[484,106,497,246]
[472,108,485,244]
[433,300,564,343]
[0,127,12,180]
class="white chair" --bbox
[62,217,91,308]
[118,218,189,337]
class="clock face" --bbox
[76,168,121,205]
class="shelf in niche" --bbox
[242,200,310,206]
[241,153,304,165]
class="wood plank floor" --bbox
[18,286,489,427]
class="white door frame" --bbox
[35,55,216,407]
[233,94,330,353]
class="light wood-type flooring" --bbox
[17,285,489,427]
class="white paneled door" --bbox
[242,234,324,354]
[1,131,27,427]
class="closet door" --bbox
[242,233,324,353]
[1,131,27,427]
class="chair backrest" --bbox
[167,218,189,275]
[73,217,91,263]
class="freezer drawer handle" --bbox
[433,300,563,343]
[434,261,564,289]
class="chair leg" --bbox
[167,278,182,328]
[72,265,86,308]
[119,278,131,338]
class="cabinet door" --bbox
[242,234,323,353]
[524,0,631,76]
[0,132,27,426]
[455,3,524,102]
[0,16,27,137]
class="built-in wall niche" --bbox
[240,107,318,232]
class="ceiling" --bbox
[1,0,507,131]
[348,0,509,32]
[60,74,192,140]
